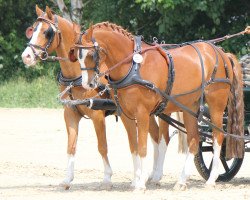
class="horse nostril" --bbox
[89,83,94,88]
[26,54,31,59]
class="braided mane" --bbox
[93,22,134,40]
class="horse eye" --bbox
[44,26,54,39]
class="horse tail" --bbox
[226,53,245,159]
[176,112,188,154]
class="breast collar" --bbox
[107,36,148,89]
[107,36,175,117]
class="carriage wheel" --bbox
[194,140,244,182]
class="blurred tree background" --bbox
[0,0,249,83]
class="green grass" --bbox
[0,76,62,108]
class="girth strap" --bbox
[154,49,175,115]
[187,43,206,122]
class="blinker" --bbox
[44,26,54,39]
[25,26,34,39]
[79,48,83,59]
[68,48,77,62]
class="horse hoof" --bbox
[133,188,146,194]
[173,183,187,191]
[133,185,146,193]
[59,181,71,190]
[205,182,216,189]
[134,181,146,191]
[100,181,113,190]
[150,173,162,184]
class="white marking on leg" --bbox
[150,137,167,183]
[153,137,167,182]
[64,154,75,184]
[135,156,149,189]
[131,153,141,187]
[78,49,92,90]
[179,149,194,185]
[149,138,158,180]
[206,139,221,185]
[102,158,113,183]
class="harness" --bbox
[106,37,231,124]
[75,32,233,122]
[57,70,114,117]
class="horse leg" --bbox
[60,107,81,189]
[205,93,227,186]
[175,110,199,190]
[135,111,151,189]
[176,112,188,154]
[120,115,139,187]
[91,111,113,188]
[148,115,160,182]
[149,118,169,183]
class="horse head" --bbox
[22,5,62,66]
[69,24,107,89]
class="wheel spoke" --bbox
[208,159,213,172]
[220,157,230,172]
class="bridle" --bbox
[71,32,103,87]
[27,14,62,61]
[74,33,101,74]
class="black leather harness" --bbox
[107,37,231,128]
[57,70,114,117]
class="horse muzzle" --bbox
[21,47,37,67]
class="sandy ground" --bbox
[0,108,249,200]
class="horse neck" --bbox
[97,31,134,80]
[55,17,81,78]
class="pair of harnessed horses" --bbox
[22,5,178,190]
[22,5,248,190]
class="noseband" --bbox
[27,14,61,61]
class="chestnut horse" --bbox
[70,22,244,189]
[21,6,116,189]
[21,6,167,189]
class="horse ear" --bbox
[25,27,34,39]
[36,5,43,16]
[45,6,53,20]
[72,23,81,43]
[86,24,94,41]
